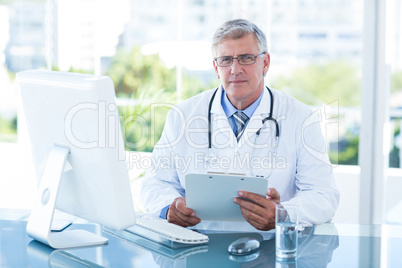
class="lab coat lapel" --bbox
[210,86,236,146]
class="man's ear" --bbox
[213,60,220,79]
[263,53,271,75]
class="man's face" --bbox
[213,34,270,110]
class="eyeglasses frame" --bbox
[214,52,266,67]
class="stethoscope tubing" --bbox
[207,86,279,150]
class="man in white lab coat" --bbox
[138,19,339,231]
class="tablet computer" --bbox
[185,173,268,222]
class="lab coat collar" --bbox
[210,85,225,115]
[253,86,273,116]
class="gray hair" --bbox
[211,19,268,57]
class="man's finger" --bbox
[239,205,275,231]
[266,188,280,203]
[171,207,196,226]
[235,196,275,219]
[238,191,267,207]
[174,208,200,225]
[176,198,195,217]
[168,197,201,227]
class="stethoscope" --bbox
[205,86,280,167]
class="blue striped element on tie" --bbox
[233,111,249,141]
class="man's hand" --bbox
[233,188,280,231]
[166,197,201,227]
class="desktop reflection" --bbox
[149,225,339,267]
[15,218,339,268]
[295,226,339,268]
[27,240,104,268]
[5,214,402,267]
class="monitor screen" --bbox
[18,70,136,248]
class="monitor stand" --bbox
[26,145,108,249]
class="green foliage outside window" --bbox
[106,46,212,152]
[271,62,402,166]
[119,87,174,152]
[3,44,400,164]
[107,46,177,98]
[270,60,361,107]
[270,60,362,165]
[0,116,17,142]
[391,70,402,93]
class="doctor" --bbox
[139,19,339,231]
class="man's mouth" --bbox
[229,80,247,84]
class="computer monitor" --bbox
[17,70,137,249]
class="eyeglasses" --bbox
[214,52,265,67]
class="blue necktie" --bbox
[233,111,249,141]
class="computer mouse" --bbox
[228,237,260,255]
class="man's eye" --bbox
[240,55,254,61]
[220,57,232,63]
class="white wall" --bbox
[332,165,402,224]
[332,165,360,223]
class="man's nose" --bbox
[230,59,243,75]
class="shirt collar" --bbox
[221,86,264,119]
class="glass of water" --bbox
[275,204,299,259]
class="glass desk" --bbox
[1,209,402,267]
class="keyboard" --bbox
[126,217,209,246]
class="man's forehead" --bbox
[215,35,259,56]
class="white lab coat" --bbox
[138,86,339,230]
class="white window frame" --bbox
[359,0,391,224]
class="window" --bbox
[0,0,398,232]
[298,33,327,39]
